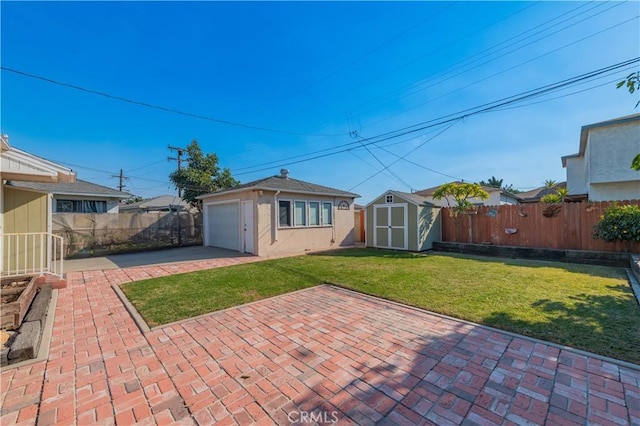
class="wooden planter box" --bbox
[1,276,37,330]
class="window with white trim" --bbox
[322,202,332,225]
[294,201,306,226]
[279,200,292,226]
[57,199,107,213]
[309,201,320,226]
[278,199,333,228]
[385,195,393,203]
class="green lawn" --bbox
[121,248,640,364]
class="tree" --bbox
[169,140,239,208]
[502,184,522,194]
[432,182,489,216]
[617,71,640,169]
[617,71,640,108]
[123,195,144,204]
[544,179,557,188]
[478,176,503,188]
[540,187,568,203]
[478,176,522,194]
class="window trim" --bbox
[277,198,334,228]
[322,202,333,226]
[308,201,321,226]
[56,199,108,213]
[278,200,292,227]
[293,200,307,227]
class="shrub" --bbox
[593,203,640,242]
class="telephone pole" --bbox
[112,169,129,192]
[168,145,186,197]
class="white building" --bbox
[562,114,640,202]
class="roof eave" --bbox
[199,185,359,200]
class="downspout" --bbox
[273,190,280,242]
[331,197,336,244]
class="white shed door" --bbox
[206,202,240,251]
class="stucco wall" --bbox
[588,182,640,202]
[256,191,355,257]
[589,121,639,184]
[201,189,356,257]
[565,156,587,196]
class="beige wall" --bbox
[2,186,48,273]
[201,189,356,257]
[3,186,48,233]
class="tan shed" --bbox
[365,190,441,252]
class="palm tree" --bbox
[544,179,557,188]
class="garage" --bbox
[366,190,441,252]
[204,201,240,251]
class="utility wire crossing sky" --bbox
[1,1,638,202]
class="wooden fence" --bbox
[441,200,640,253]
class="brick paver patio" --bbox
[1,256,639,425]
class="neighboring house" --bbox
[1,135,76,278]
[562,114,640,202]
[120,195,194,213]
[414,181,521,207]
[198,169,359,257]
[518,182,567,204]
[6,179,129,213]
[365,190,441,252]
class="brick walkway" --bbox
[1,257,639,425]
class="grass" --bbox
[121,248,640,364]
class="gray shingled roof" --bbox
[8,179,130,198]
[390,190,434,206]
[518,182,567,203]
[120,195,189,211]
[200,174,359,199]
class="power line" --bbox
[112,169,130,192]
[359,10,638,128]
[0,66,343,137]
[233,57,639,176]
[348,120,461,191]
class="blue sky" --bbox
[2,1,639,203]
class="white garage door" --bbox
[206,202,240,251]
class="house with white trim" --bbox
[198,169,359,257]
[1,135,76,279]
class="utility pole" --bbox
[168,145,186,197]
[168,145,186,247]
[112,169,129,192]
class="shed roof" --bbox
[366,190,435,208]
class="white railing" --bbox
[1,232,64,279]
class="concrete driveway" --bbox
[64,246,252,272]
[1,257,639,425]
